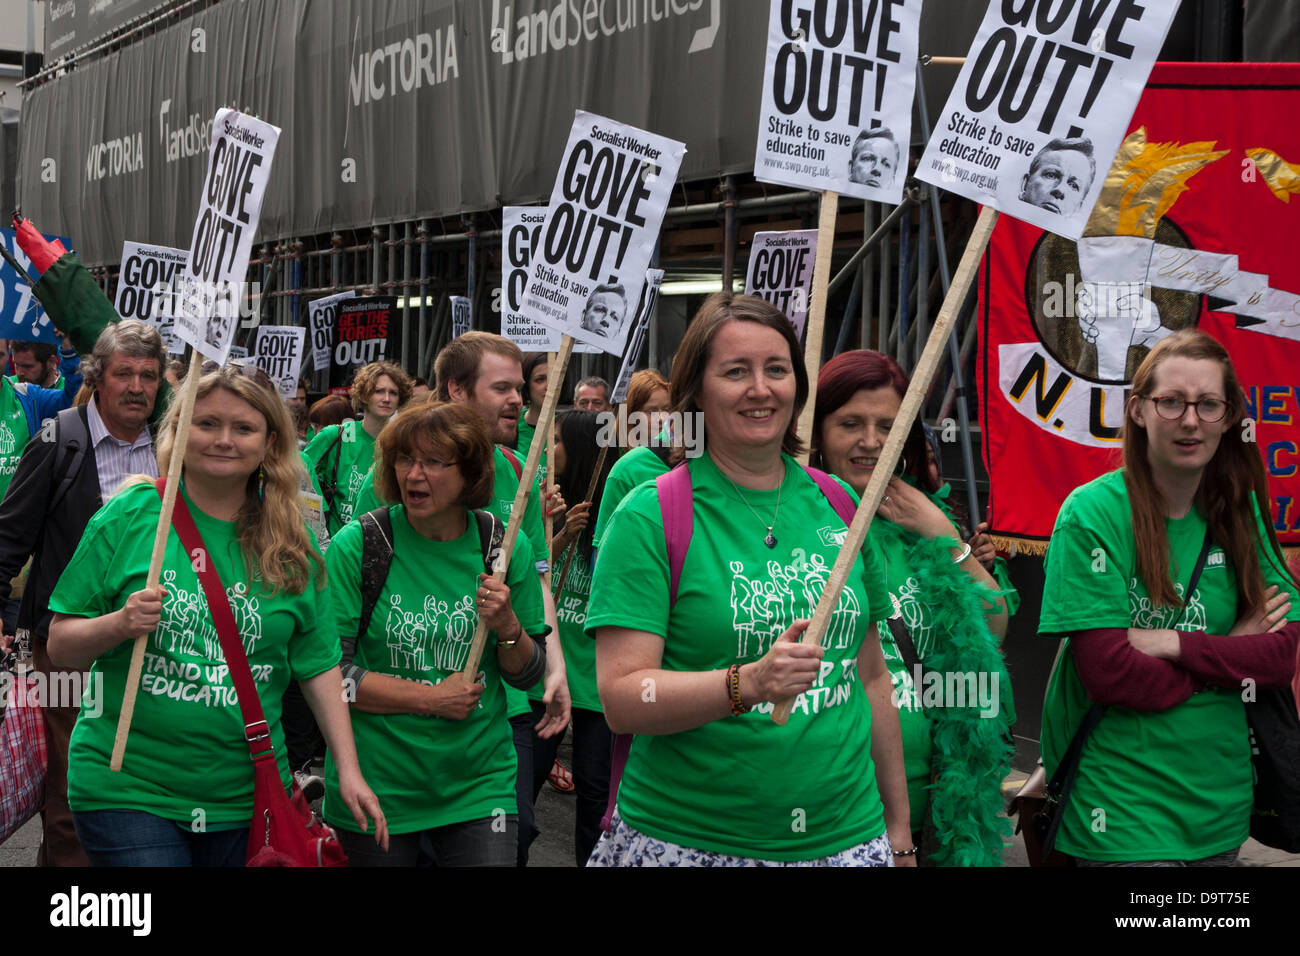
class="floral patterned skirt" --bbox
[587,810,894,867]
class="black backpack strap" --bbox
[887,617,923,675]
[49,406,91,512]
[341,507,394,693]
[1181,529,1213,614]
[1040,701,1107,861]
[1040,528,1214,861]
[316,422,347,510]
[474,509,506,575]
[649,442,674,467]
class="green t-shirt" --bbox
[304,419,375,534]
[48,481,338,825]
[351,445,546,721]
[516,417,536,461]
[585,453,895,860]
[0,380,32,503]
[514,417,549,487]
[592,445,670,549]
[871,482,1018,831]
[322,506,548,833]
[532,542,598,711]
[1039,469,1300,861]
[489,446,548,719]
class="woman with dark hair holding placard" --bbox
[1040,330,1298,865]
[811,349,1014,865]
[586,292,912,867]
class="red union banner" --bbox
[979,63,1300,555]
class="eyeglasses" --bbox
[394,453,455,473]
[200,360,276,391]
[1145,395,1228,423]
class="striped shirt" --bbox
[87,396,157,501]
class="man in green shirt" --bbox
[434,331,568,866]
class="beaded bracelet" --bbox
[892,845,918,858]
[726,664,746,716]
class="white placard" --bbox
[754,0,922,204]
[522,111,686,357]
[451,296,472,339]
[610,269,665,405]
[307,290,355,371]
[501,207,563,351]
[174,109,281,364]
[115,240,188,355]
[252,325,307,398]
[916,0,1181,241]
[744,229,820,337]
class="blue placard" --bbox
[0,227,73,345]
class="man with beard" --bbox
[0,320,163,866]
[9,341,63,389]
[435,331,571,866]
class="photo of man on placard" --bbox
[579,282,628,339]
[848,128,900,189]
[1019,137,1097,218]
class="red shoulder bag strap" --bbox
[154,478,274,763]
[498,446,523,480]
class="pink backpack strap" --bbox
[601,463,691,834]
[599,464,854,836]
[600,733,633,833]
[656,462,694,608]
[804,465,858,527]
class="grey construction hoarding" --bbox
[45,0,174,60]
[20,0,983,267]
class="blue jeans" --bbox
[336,816,517,867]
[73,809,248,867]
[530,703,613,867]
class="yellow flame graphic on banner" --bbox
[1245,148,1300,203]
[1084,127,1227,239]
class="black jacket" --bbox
[0,406,103,642]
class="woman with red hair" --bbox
[812,349,1014,865]
[1040,330,1298,865]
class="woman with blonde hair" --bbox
[1040,329,1298,865]
[47,362,385,866]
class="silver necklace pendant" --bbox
[764,530,777,548]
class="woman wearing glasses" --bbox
[322,401,550,866]
[47,363,386,866]
[1039,330,1299,865]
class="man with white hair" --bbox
[0,319,163,867]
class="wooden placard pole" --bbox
[795,190,839,466]
[542,351,557,592]
[553,442,610,596]
[462,335,576,679]
[110,347,205,770]
[771,206,998,725]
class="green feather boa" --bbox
[886,529,1017,867]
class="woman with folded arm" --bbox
[1040,330,1299,866]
